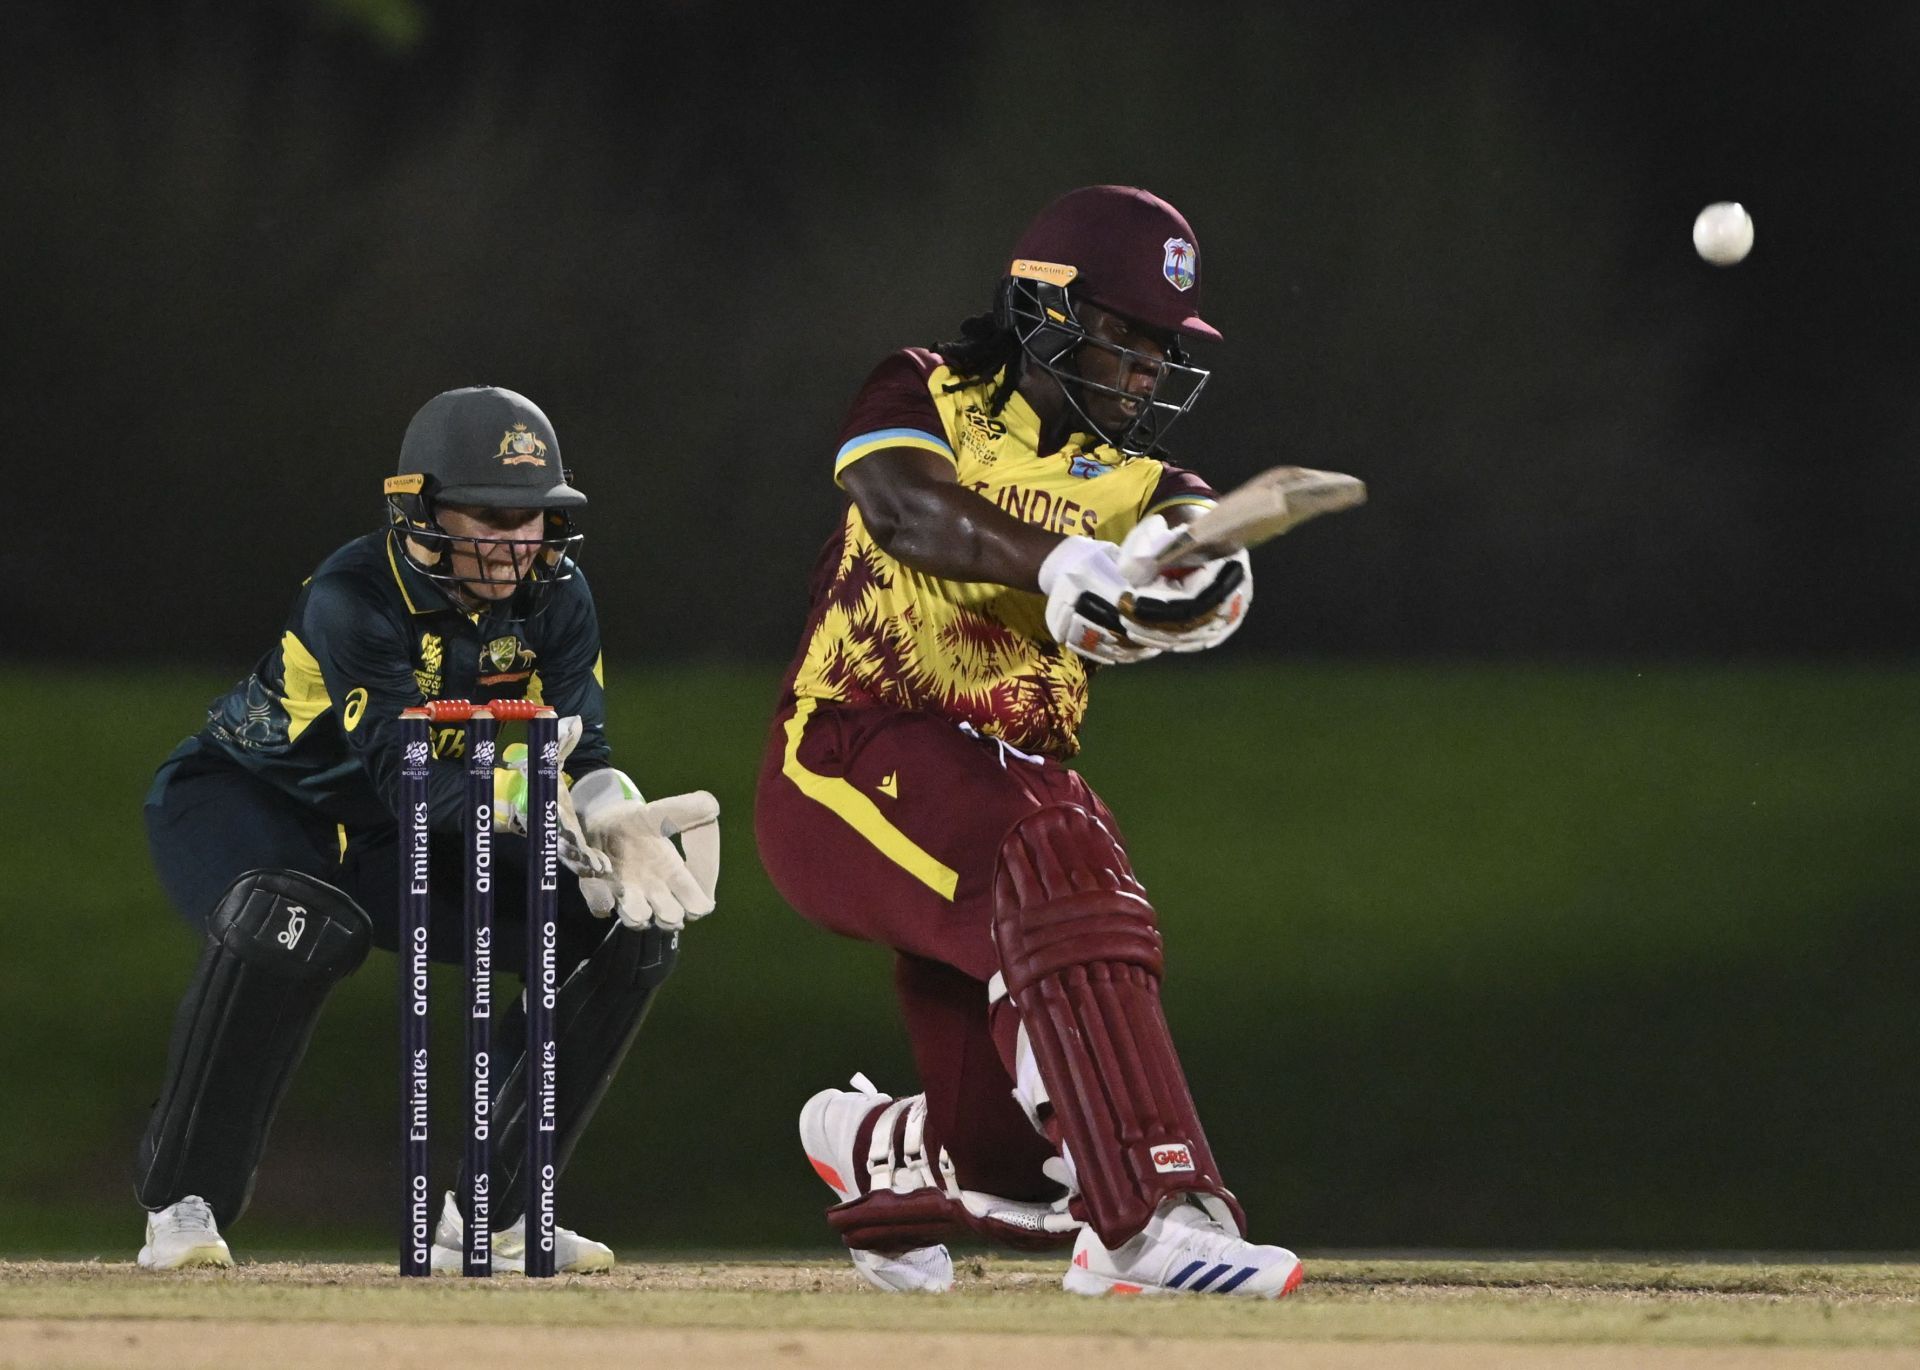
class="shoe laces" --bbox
[1156,1203,1249,1261]
[155,1196,218,1236]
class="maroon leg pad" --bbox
[826,1186,965,1253]
[824,1095,1074,1253]
[992,803,1245,1248]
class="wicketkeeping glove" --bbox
[571,770,721,932]
[493,714,620,916]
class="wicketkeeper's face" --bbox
[436,503,547,600]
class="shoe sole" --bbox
[850,1246,955,1294]
[430,1245,613,1275]
[137,1243,233,1271]
[1063,1259,1304,1298]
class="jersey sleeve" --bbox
[1142,460,1218,519]
[831,349,955,485]
[294,574,470,830]
[529,564,611,780]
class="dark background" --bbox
[3,1,1916,1258]
[9,0,1918,661]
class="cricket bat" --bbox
[1118,465,1367,586]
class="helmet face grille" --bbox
[386,489,583,619]
[1000,277,1210,456]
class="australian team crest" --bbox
[485,636,522,673]
[497,423,549,467]
[1162,237,1197,292]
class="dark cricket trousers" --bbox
[144,744,605,970]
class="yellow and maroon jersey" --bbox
[780,348,1214,759]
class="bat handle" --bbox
[1119,531,1193,586]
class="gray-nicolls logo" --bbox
[277,904,309,949]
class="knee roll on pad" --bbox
[477,921,678,1223]
[992,803,1244,1248]
[134,869,372,1227]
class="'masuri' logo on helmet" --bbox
[1162,237,1196,292]
[497,423,549,467]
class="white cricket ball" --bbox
[1692,201,1754,266]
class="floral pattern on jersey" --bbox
[798,533,1090,757]
[789,355,1201,760]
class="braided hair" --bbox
[933,305,1024,416]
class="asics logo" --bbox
[277,905,308,950]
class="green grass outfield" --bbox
[3,661,1916,1255]
[4,1256,1919,1365]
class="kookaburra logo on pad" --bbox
[497,423,549,467]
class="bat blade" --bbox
[1120,465,1366,585]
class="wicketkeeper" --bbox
[133,385,719,1271]
[758,187,1302,1296]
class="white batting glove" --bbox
[1038,536,1161,666]
[573,772,721,931]
[1112,514,1254,654]
[493,716,621,916]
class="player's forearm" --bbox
[861,480,1059,590]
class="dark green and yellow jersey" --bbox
[172,529,609,833]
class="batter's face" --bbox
[437,503,546,601]
[1069,302,1176,435]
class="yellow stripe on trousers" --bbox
[782,697,959,901]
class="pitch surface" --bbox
[4,1257,1918,1368]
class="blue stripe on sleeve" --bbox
[833,427,954,468]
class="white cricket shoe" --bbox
[1063,1198,1303,1298]
[429,1191,615,1274]
[800,1073,954,1293]
[136,1195,234,1270]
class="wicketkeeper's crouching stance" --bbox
[757,187,1303,1296]
[133,386,719,1270]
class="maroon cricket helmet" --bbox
[1009,185,1220,342]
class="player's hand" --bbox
[577,790,721,931]
[1112,514,1253,654]
[1038,536,1162,666]
[494,715,621,915]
